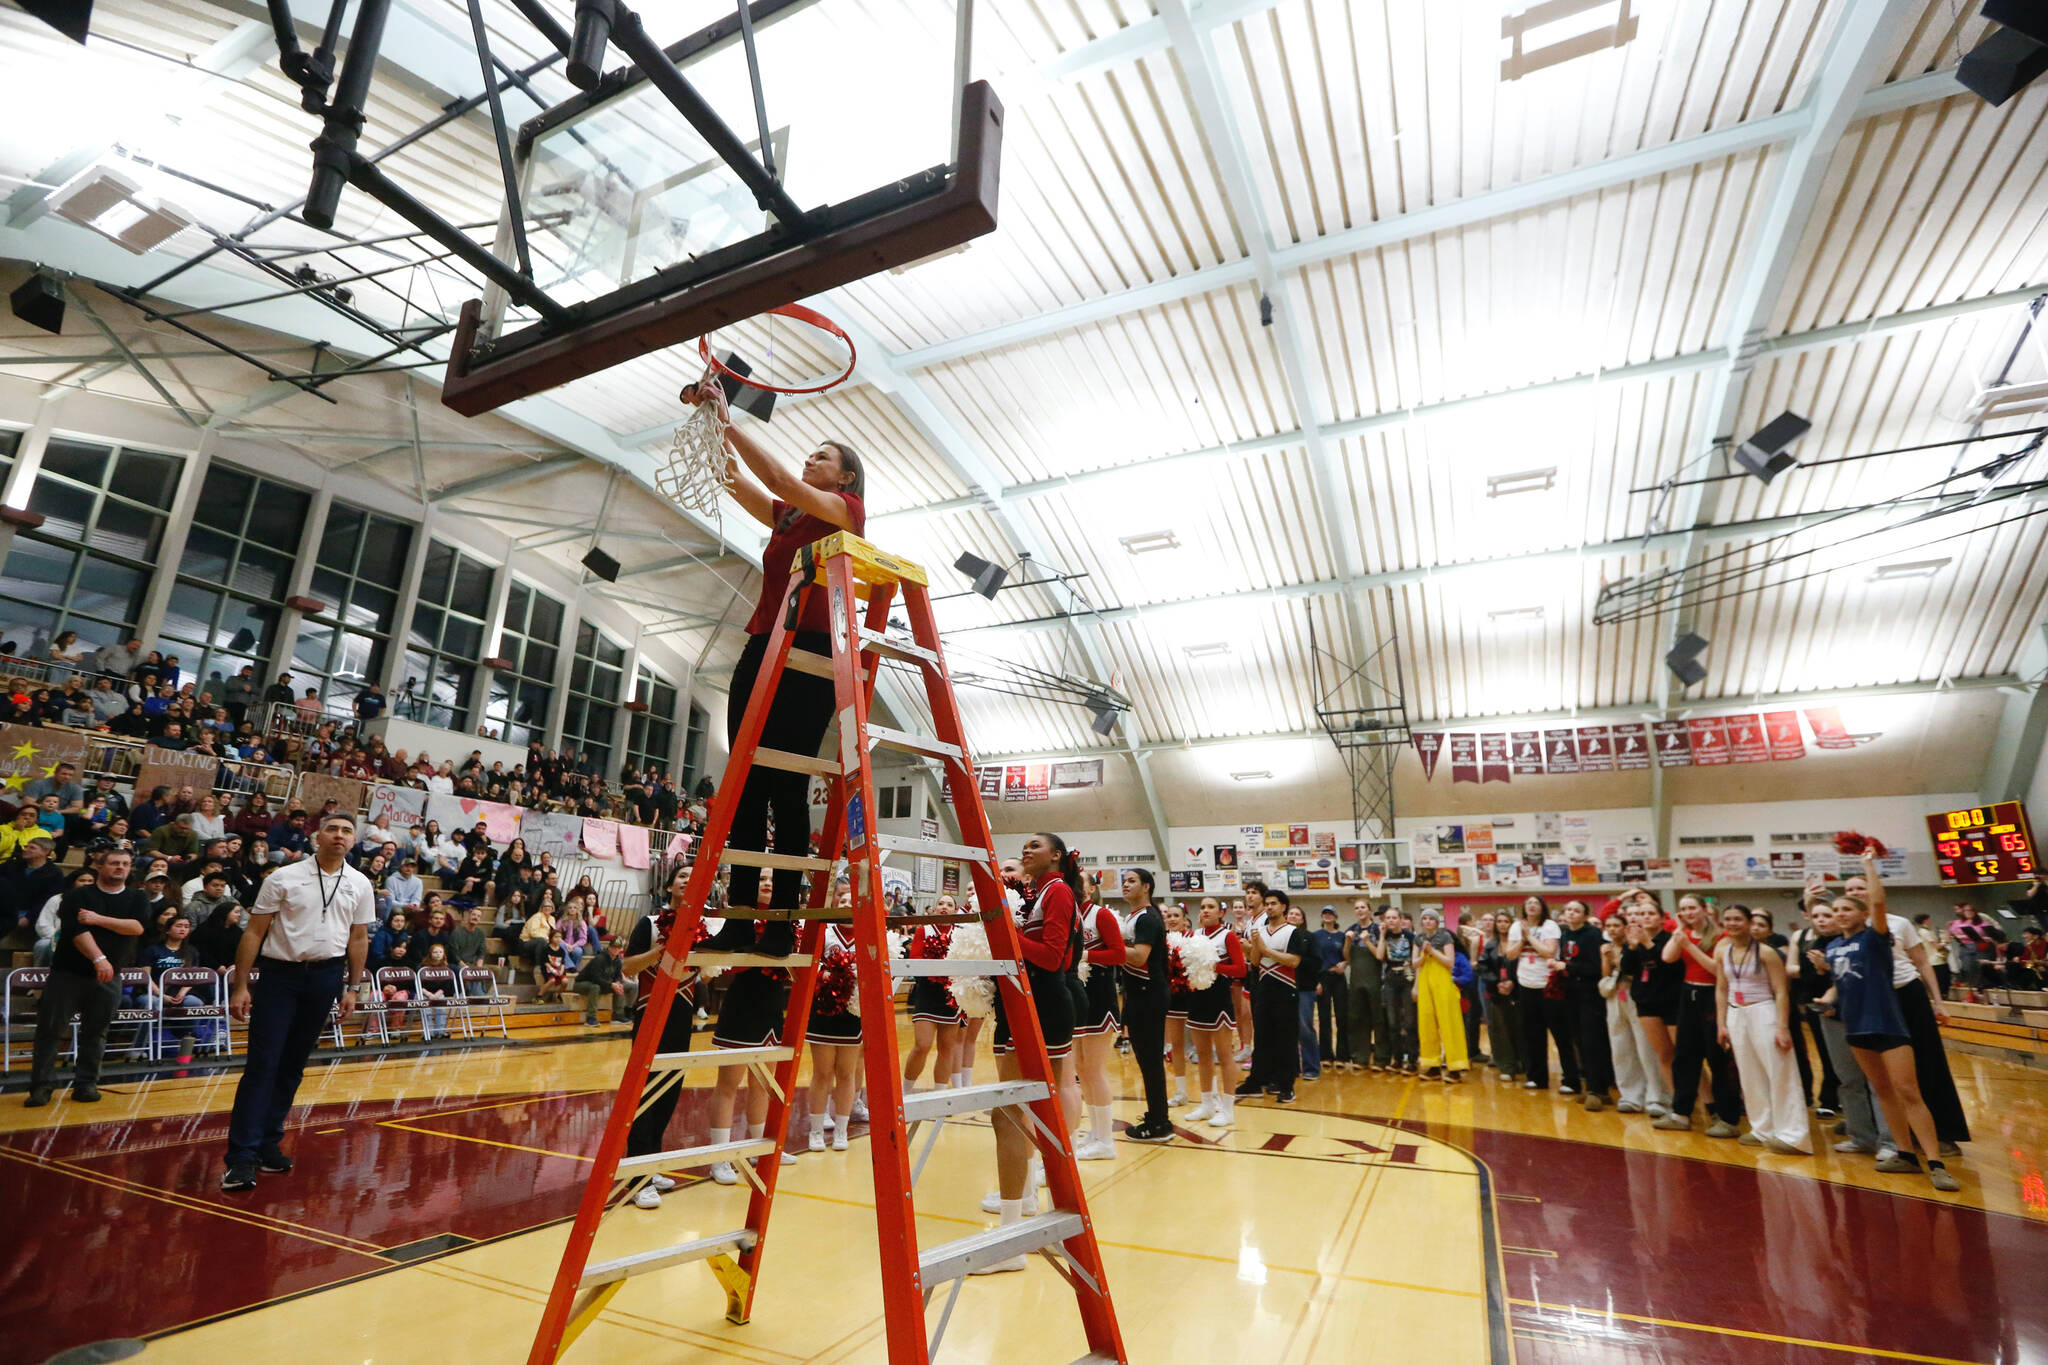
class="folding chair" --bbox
[459,966,512,1039]
[371,966,420,1044]
[157,967,230,1059]
[3,966,51,1072]
[415,965,462,1041]
[101,966,159,1066]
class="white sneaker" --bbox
[1186,1095,1216,1122]
[980,1190,1039,1215]
[1076,1136,1117,1160]
[807,1130,826,1153]
[970,1256,1028,1275]
[831,1127,849,1151]
[1169,1089,1188,1108]
[1030,1155,1045,1187]
[649,1173,677,1193]
[632,1184,663,1209]
[779,1149,797,1166]
[1208,1097,1234,1129]
[850,1096,870,1123]
[710,1162,740,1186]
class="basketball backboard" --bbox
[439,0,1000,415]
[1338,839,1416,888]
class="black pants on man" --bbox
[31,970,119,1092]
[1124,988,1170,1127]
[1249,976,1298,1095]
[227,958,347,1166]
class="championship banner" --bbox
[978,766,1004,797]
[1651,720,1692,767]
[1412,731,1444,779]
[1574,725,1614,772]
[520,810,584,859]
[367,783,427,828]
[1051,759,1104,789]
[1612,723,1651,770]
[1763,710,1805,761]
[582,818,620,858]
[137,745,221,803]
[1543,728,1580,774]
[425,794,523,844]
[1003,765,1027,802]
[1686,716,1731,766]
[0,725,88,801]
[1479,733,1511,783]
[1510,731,1545,776]
[619,823,652,870]
[1726,713,1769,763]
[1448,733,1479,783]
[298,773,367,815]
[1025,764,1050,801]
[1804,706,1856,750]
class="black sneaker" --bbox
[1126,1118,1175,1143]
[701,919,758,953]
[1274,1090,1295,1105]
[24,1087,52,1108]
[756,921,796,958]
[222,1161,259,1193]
[70,1083,101,1103]
[1233,1079,1262,1098]
[258,1147,294,1174]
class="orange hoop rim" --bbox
[698,303,858,395]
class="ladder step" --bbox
[902,1080,1049,1125]
[920,1211,1085,1285]
[866,723,963,761]
[719,849,836,873]
[886,912,986,926]
[759,908,852,922]
[614,1139,776,1180]
[787,648,867,682]
[753,746,839,777]
[688,952,814,970]
[863,633,941,667]
[1069,1356,1122,1364]
[876,832,991,863]
[649,1044,794,1072]
[890,958,1018,978]
[581,1230,758,1288]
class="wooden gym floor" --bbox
[3,1023,2045,1365]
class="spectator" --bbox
[228,793,274,842]
[412,904,453,962]
[130,786,174,836]
[454,839,497,902]
[22,761,86,816]
[295,687,322,718]
[0,834,62,951]
[143,813,201,863]
[492,889,528,939]
[27,848,148,1106]
[385,858,424,918]
[221,666,259,724]
[89,676,130,727]
[417,943,454,1040]
[355,681,388,721]
[558,899,591,971]
[90,637,144,678]
[90,774,129,822]
[449,906,488,972]
[519,896,558,983]
[189,794,227,843]
[1948,907,1998,991]
[573,939,628,1027]
[370,909,414,969]
[268,810,312,863]
[150,914,221,1059]
[416,820,460,875]
[262,671,297,713]
[535,929,569,1003]
[0,804,44,863]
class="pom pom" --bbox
[1076,959,1091,986]
[1165,931,1192,995]
[946,923,996,1018]
[1834,831,1889,858]
[815,942,858,1016]
[1177,928,1222,991]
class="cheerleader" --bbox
[976,832,1082,1273]
[1163,904,1194,1107]
[1237,887,1305,1104]
[1183,896,1245,1127]
[806,913,862,1152]
[1233,881,1267,1063]
[1072,874,1127,1159]
[620,865,709,1209]
[903,896,967,1093]
[702,923,800,1187]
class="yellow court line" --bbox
[1510,1301,1990,1365]
[0,1146,388,1258]
[378,1118,595,1164]
[390,1086,615,1123]
[1500,1245,1557,1258]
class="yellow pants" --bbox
[1416,959,1469,1072]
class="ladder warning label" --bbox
[847,793,868,849]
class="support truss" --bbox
[1307,605,1410,841]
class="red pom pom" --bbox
[1834,831,1889,858]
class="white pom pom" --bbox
[1178,929,1222,991]
[1076,959,1092,986]
[946,923,996,1019]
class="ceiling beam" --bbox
[893,69,1964,373]
[427,451,584,501]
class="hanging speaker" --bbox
[581,546,620,582]
[1958,22,2048,106]
[1665,632,1709,687]
[9,272,66,335]
[1732,411,1810,485]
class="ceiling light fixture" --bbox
[1868,558,1952,582]
[1229,770,1272,782]
[1118,530,1180,555]
[1486,467,1557,498]
[1182,642,1231,658]
[1501,0,1640,81]
[48,166,193,254]
[1487,605,1546,623]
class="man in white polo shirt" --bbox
[221,811,374,1193]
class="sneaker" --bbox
[710,1162,740,1186]
[1616,1101,1643,1114]
[1652,1114,1692,1131]
[1207,1100,1233,1129]
[1031,1156,1045,1187]
[1523,1080,1543,1091]
[632,1184,664,1210]
[257,1147,293,1174]
[779,1149,797,1166]
[1274,1090,1295,1105]
[1076,1136,1117,1160]
[1737,1132,1764,1147]
[1833,1120,1848,1135]
[1583,1094,1603,1112]
[1874,1154,1922,1174]
[1814,1107,1839,1120]
[831,1127,849,1152]
[71,1083,101,1103]
[1233,1079,1263,1098]
[1645,1102,1670,1118]
[1704,1120,1739,1140]
[1938,1140,1962,1157]
[1875,1145,1899,1163]
[1557,1085,1579,1096]
[979,1190,1039,1215]
[1126,1118,1175,1144]
[1764,1138,1807,1155]
[1168,1090,1188,1108]
[1834,1139,1873,1154]
[24,1088,51,1108]
[1301,1071,1322,1082]
[850,1096,870,1124]
[1445,1071,1464,1085]
[1186,1095,1216,1122]
[221,1161,258,1193]
[807,1130,826,1153]
[584,1019,602,1028]
[650,1173,677,1193]
[1928,1165,1961,1193]
[1420,1067,1441,1081]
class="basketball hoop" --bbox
[1365,869,1387,898]
[656,353,732,519]
[699,302,858,395]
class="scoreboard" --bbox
[1927,801,2039,886]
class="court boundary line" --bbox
[1509,1300,1991,1365]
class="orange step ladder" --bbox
[527,530,1127,1365]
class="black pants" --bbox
[1515,983,1576,1088]
[1380,975,1416,1064]
[1125,989,1169,1125]
[1249,977,1298,1093]
[227,958,347,1164]
[1347,976,1380,1065]
[31,970,119,1091]
[1670,981,1741,1124]
[1790,998,1839,1109]
[1896,979,1969,1143]
[727,630,835,911]
[1569,984,1615,1096]
[628,994,698,1157]
[1316,978,1348,1059]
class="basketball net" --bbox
[1365,870,1387,898]
[656,357,730,521]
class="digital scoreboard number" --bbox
[1926,801,2038,886]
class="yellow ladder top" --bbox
[809,530,928,588]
